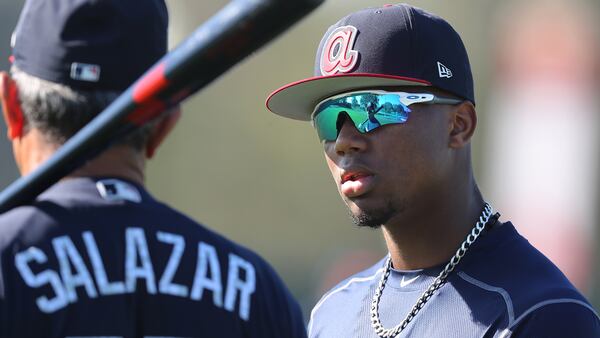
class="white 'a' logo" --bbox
[320,25,359,76]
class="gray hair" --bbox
[11,66,152,150]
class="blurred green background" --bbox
[1,0,599,318]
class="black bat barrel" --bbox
[0,0,324,214]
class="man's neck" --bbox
[381,183,485,271]
[69,145,146,186]
[16,130,146,186]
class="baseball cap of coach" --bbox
[11,0,168,91]
[266,3,474,121]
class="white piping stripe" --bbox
[457,271,515,324]
[498,298,600,338]
[307,267,385,337]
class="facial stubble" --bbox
[346,198,401,229]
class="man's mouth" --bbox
[340,169,375,198]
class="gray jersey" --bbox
[309,222,599,337]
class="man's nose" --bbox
[334,116,367,156]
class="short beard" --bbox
[350,212,386,229]
[348,200,399,229]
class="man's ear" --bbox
[448,101,477,148]
[145,107,182,159]
[0,72,25,140]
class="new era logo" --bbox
[437,61,452,78]
[70,62,101,82]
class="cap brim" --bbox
[266,73,431,121]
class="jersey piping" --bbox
[308,266,385,336]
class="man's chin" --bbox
[350,211,384,229]
[348,207,391,229]
[346,199,400,229]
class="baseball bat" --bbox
[0,0,324,213]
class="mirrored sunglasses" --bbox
[311,90,462,142]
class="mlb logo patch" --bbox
[96,179,142,203]
[70,62,101,82]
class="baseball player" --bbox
[0,1,305,337]
[266,4,600,337]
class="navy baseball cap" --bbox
[267,4,474,121]
[11,0,168,91]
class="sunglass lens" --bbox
[313,92,411,141]
[314,105,341,141]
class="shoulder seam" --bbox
[498,298,600,338]
[457,271,515,323]
[307,266,384,337]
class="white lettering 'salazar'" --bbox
[15,229,256,320]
